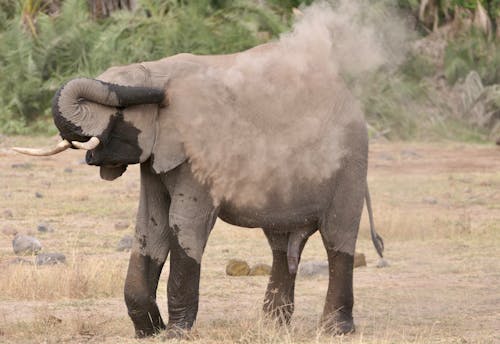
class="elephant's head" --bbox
[13,76,167,180]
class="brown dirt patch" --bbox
[0,137,498,343]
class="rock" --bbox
[9,257,32,265]
[1,226,17,236]
[117,235,134,251]
[299,261,329,277]
[226,259,250,276]
[354,252,367,268]
[12,234,42,255]
[36,253,66,265]
[400,149,421,159]
[378,153,394,161]
[376,258,390,268]
[249,263,271,276]
[11,162,33,169]
[2,209,13,219]
[114,221,130,230]
[300,253,367,277]
[35,192,43,198]
[37,222,54,233]
[423,197,438,205]
[44,315,62,325]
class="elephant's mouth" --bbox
[100,164,127,181]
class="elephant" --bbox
[13,42,384,338]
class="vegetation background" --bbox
[1,2,499,343]
[1,0,500,141]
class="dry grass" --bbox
[0,256,126,300]
[0,137,499,343]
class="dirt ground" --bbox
[0,136,499,343]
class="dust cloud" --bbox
[170,0,412,208]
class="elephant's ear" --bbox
[151,108,187,173]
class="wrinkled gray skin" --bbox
[47,46,382,338]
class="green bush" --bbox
[0,0,286,133]
[444,31,500,86]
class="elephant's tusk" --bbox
[12,139,72,156]
[72,137,100,150]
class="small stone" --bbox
[35,192,43,198]
[423,197,438,205]
[299,261,329,277]
[11,162,33,169]
[376,258,390,268]
[44,315,62,325]
[400,149,421,159]
[64,167,73,173]
[378,153,394,161]
[117,235,134,251]
[249,263,271,276]
[36,253,66,265]
[37,222,54,233]
[9,257,33,265]
[2,209,13,219]
[226,259,250,276]
[354,252,367,268]
[12,234,42,255]
[114,221,130,230]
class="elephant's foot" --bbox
[163,324,193,340]
[134,326,163,339]
[128,309,166,338]
[320,311,355,335]
[263,299,294,326]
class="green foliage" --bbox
[396,0,420,11]
[362,70,424,140]
[362,52,488,141]
[444,31,500,85]
[451,0,478,9]
[0,0,491,141]
[400,53,436,81]
[0,0,18,30]
[267,0,314,11]
[0,0,287,133]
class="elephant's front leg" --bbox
[124,164,171,337]
[165,164,217,336]
[166,232,202,334]
[125,252,167,337]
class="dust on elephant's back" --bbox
[168,41,364,208]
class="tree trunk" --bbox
[88,0,136,19]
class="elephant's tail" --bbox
[365,185,384,258]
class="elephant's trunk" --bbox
[52,78,165,141]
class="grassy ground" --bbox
[0,136,499,343]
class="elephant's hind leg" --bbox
[262,228,313,325]
[319,159,366,335]
[125,163,170,338]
